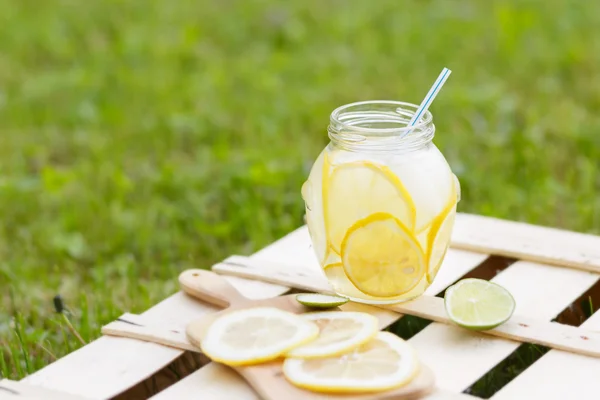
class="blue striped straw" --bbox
[399,67,452,138]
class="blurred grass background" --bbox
[1,0,599,393]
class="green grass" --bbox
[1,0,600,395]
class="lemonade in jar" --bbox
[302,100,460,304]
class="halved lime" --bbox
[296,293,349,308]
[444,278,515,331]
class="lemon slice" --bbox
[425,191,457,283]
[302,149,330,265]
[341,212,425,297]
[325,161,416,254]
[444,278,516,331]
[286,311,379,359]
[200,307,319,366]
[283,332,420,393]
[425,204,456,283]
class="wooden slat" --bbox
[211,256,600,358]
[215,255,332,293]
[23,314,188,397]
[151,364,480,400]
[151,364,260,400]
[452,213,600,273]
[30,214,600,399]
[215,249,489,298]
[102,299,402,357]
[103,295,600,364]
[21,227,310,399]
[492,303,600,399]
[150,247,487,399]
[424,392,480,400]
[395,298,600,358]
[101,313,199,353]
[407,260,599,392]
[0,380,93,400]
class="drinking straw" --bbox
[399,67,452,138]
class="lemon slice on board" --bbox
[296,294,349,308]
[200,307,319,366]
[324,161,416,254]
[286,311,378,359]
[283,331,420,393]
[341,212,426,297]
[444,278,516,331]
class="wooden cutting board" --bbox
[179,269,434,400]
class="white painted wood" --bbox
[213,256,333,294]
[452,213,600,273]
[22,227,309,399]
[211,255,600,358]
[37,214,600,399]
[151,363,260,400]
[221,247,489,296]
[407,261,599,392]
[148,249,488,399]
[0,379,94,400]
[101,313,198,352]
[391,298,600,358]
[492,301,600,399]
[103,297,600,369]
[215,250,488,298]
[22,293,212,398]
[150,365,479,400]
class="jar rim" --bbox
[329,100,433,135]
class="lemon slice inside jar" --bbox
[302,149,331,265]
[324,161,416,255]
[340,212,425,297]
[424,174,459,283]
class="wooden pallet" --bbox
[4,213,600,400]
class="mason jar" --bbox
[301,100,460,305]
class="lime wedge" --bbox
[296,293,349,308]
[444,278,515,331]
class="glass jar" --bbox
[302,100,460,305]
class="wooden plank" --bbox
[23,224,481,399]
[394,298,600,358]
[407,261,599,392]
[101,313,199,353]
[150,364,479,400]
[211,256,600,358]
[214,255,333,294]
[151,364,260,400]
[149,248,488,400]
[0,380,94,400]
[21,227,310,399]
[101,281,402,357]
[103,295,600,364]
[215,249,489,298]
[22,315,191,399]
[452,213,600,273]
[492,302,600,399]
